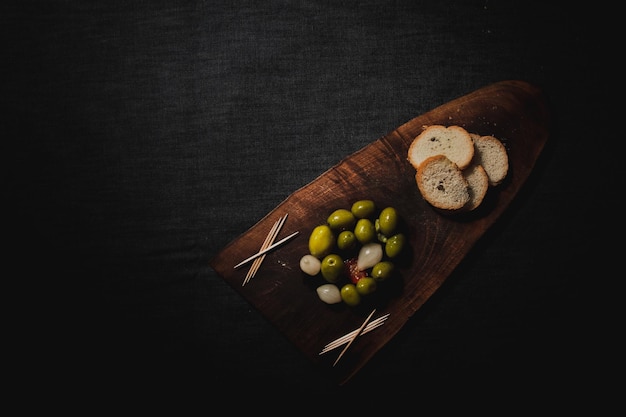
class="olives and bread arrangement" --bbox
[299,125,508,308]
[210,80,550,384]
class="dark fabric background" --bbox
[4,0,617,407]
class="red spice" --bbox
[344,257,366,284]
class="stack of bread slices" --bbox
[407,125,509,213]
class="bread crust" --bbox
[408,125,475,171]
[415,154,470,211]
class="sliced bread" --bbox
[470,134,509,186]
[462,163,489,211]
[415,154,470,211]
[408,125,475,170]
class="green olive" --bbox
[356,276,377,295]
[354,218,376,245]
[371,261,394,282]
[340,283,361,307]
[385,233,405,258]
[378,207,398,236]
[321,253,344,283]
[327,208,356,231]
[308,224,335,259]
[351,200,376,219]
[337,230,356,251]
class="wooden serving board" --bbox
[210,80,550,385]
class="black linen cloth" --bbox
[4,0,616,404]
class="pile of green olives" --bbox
[300,199,406,307]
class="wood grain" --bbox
[210,80,551,385]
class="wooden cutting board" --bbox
[210,80,550,385]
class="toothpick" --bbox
[233,231,299,269]
[333,308,376,367]
[243,214,288,286]
[319,314,390,354]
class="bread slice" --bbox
[471,134,509,186]
[408,125,475,170]
[462,163,489,211]
[415,154,470,211]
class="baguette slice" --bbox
[462,163,489,211]
[408,125,475,170]
[471,134,509,186]
[415,154,470,211]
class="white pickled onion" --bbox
[300,254,321,276]
[356,242,383,271]
[316,284,342,304]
